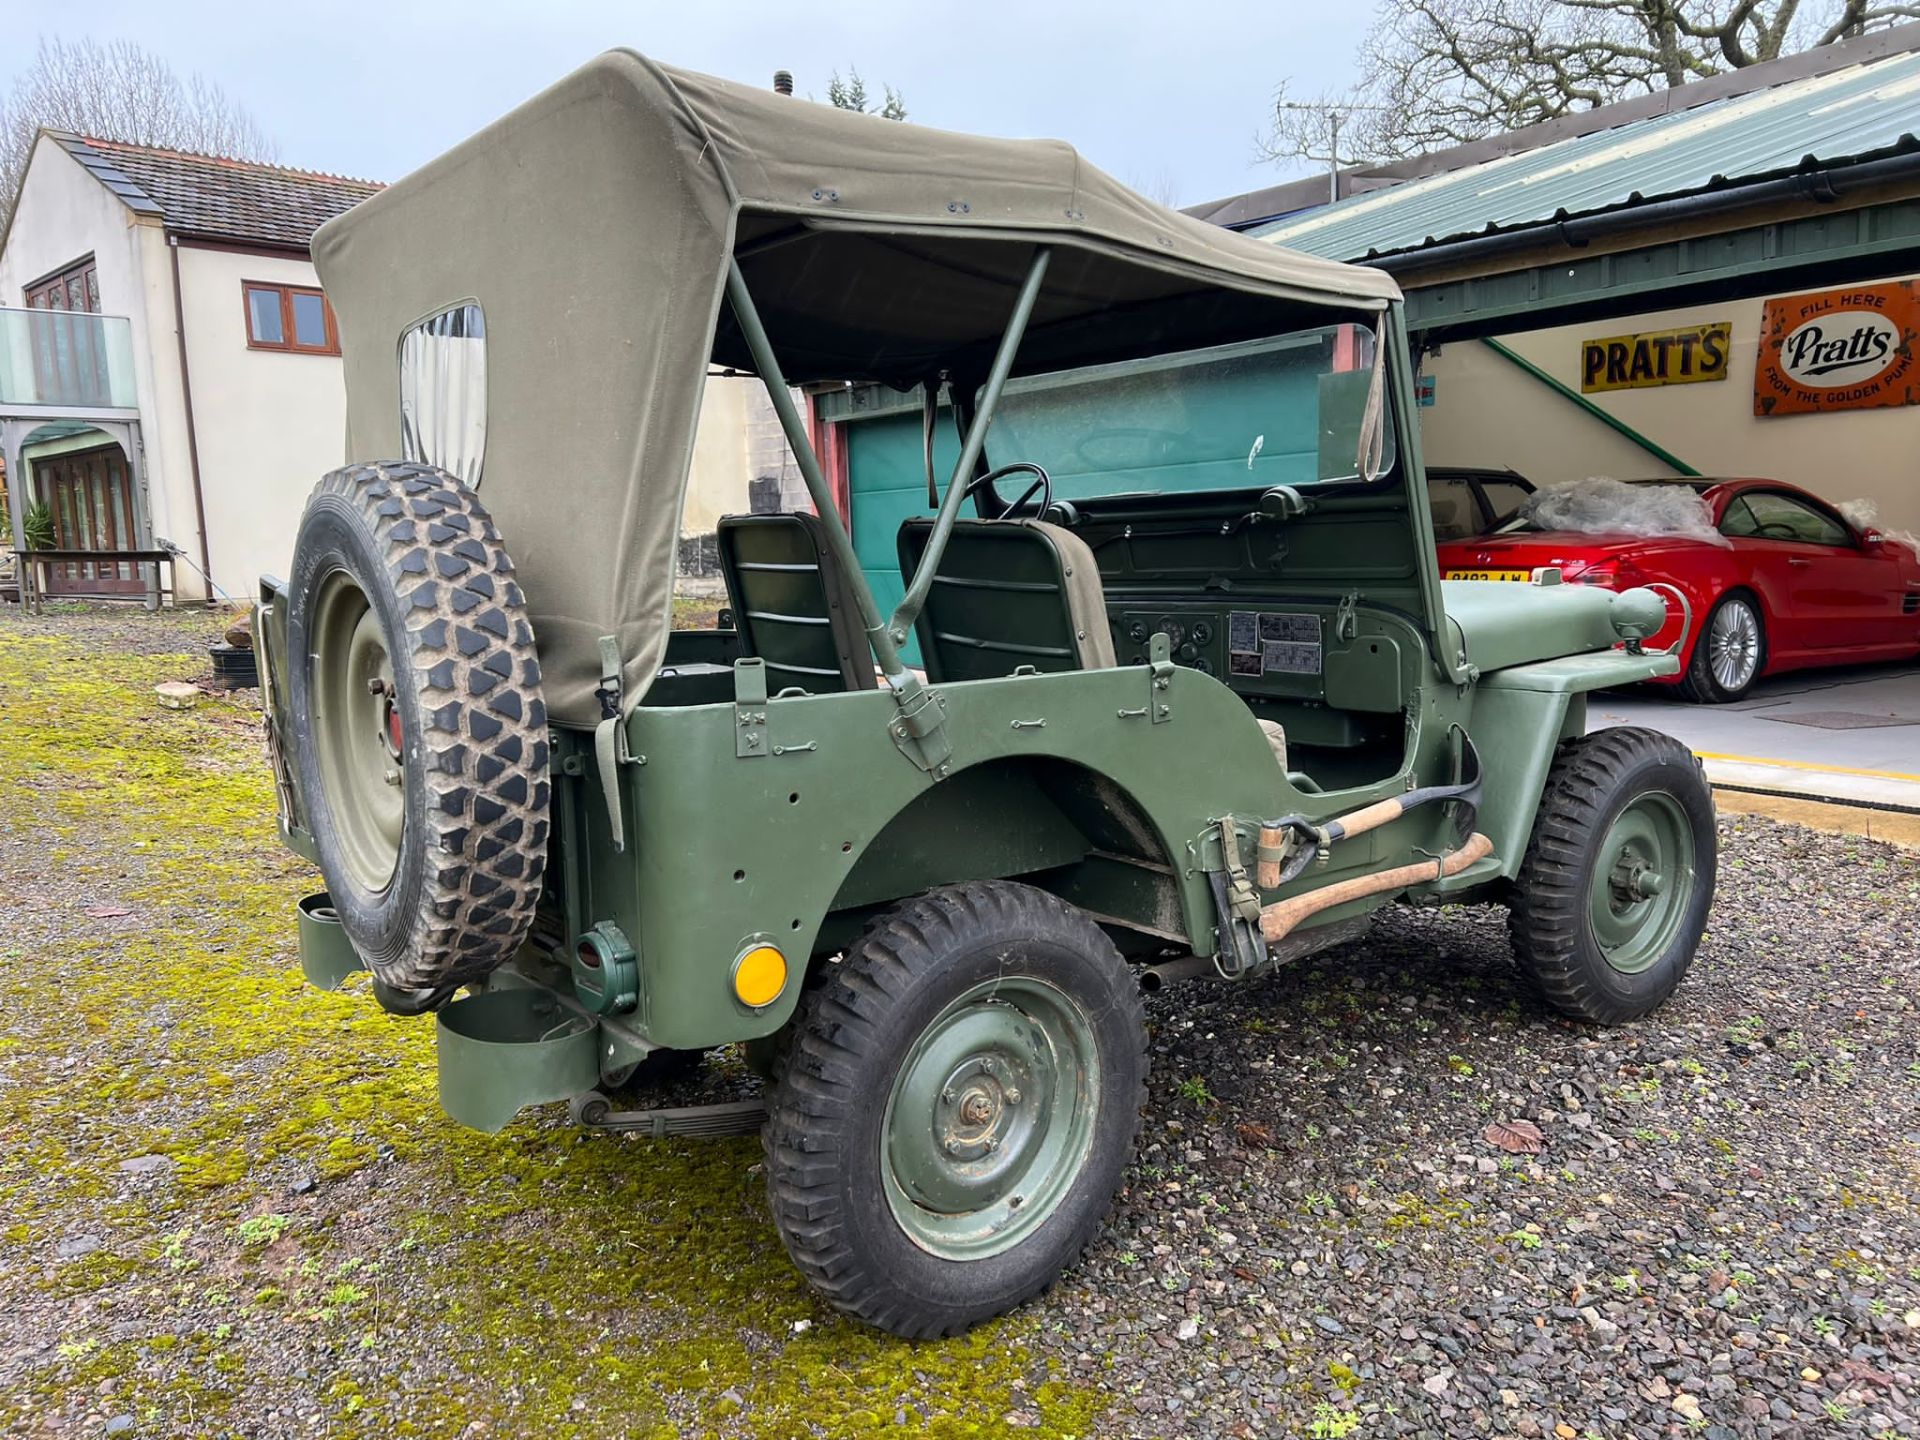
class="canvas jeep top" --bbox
[257,49,1715,1338]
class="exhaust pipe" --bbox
[1140,954,1216,991]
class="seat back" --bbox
[897,518,1115,682]
[716,513,875,693]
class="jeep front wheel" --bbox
[763,882,1146,1338]
[1509,727,1716,1024]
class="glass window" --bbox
[245,283,335,353]
[25,256,98,311]
[247,287,286,346]
[1479,479,1531,527]
[1718,496,1759,538]
[1427,477,1479,540]
[982,323,1398,503]
[399,302,488,488]
[1739,492,1849,546]
[291,291,329,348]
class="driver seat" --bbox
[897,518,1116,682]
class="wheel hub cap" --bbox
[1588,791,1695,974]
[1708,602,1759,691]
[310,571,405,893]
[882,977,1098,1260]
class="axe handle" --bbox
[1254,796,1407,888]
[1258,833,1494,943]
[1327,796,1405,841]
[1255,827,1290,890]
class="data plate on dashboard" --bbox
[1261,640,1322,675]
[1228,611,1323,676]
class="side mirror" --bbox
[1861,528,1886,549]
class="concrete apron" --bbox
[1589,662,1920,851]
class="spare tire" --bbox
[286,461,550,993]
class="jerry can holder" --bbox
[436,988,600,1133]
[297,892,365,989]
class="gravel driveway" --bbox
[1,606,1915,1439]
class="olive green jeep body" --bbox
[257,50,1713,1337]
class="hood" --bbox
[1439,578,1642,673]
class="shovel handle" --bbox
[1259,833,1494,943]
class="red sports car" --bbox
[1435,478,1920,702]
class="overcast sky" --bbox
[7,0,1373,208]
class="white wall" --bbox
[175,244,345,594]
[1420,276,1920,531]
[0,140,203,593]
[684,375,753,534]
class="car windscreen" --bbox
[982,323,1397,503]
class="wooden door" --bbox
[24,257,110,406]
[36,444,144,596]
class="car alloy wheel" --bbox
[1706,598,1761,694]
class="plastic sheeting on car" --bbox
[1516,476,1730,548]
[1838,498,1920,561]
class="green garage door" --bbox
[840,332,1355,665]
[844,398,957,667]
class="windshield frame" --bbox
[973,317,1403,516]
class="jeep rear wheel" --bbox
[287,461,550,994]
[763,882,1146,1338]
[1509,727,1715,1024]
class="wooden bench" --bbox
[10,548,178,612]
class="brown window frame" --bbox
[25,255,100,312]
[243,281,339,355]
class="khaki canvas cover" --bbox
[313,49,1402,725]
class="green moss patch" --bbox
[0,618,1105,1438]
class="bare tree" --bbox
[1259,0,1920,167]
[1,38,277,231]
[1125,167,1185,207]
[825,68,908,122]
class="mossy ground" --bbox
[0,608,1103,1438]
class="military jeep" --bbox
[257,50,1715,1339]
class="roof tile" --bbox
[53,133,381,249]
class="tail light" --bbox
[1568,558,1647,589]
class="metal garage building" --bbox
[1190,24,1920,534]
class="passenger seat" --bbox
[897,518,1115,682]
[716,513,876,693]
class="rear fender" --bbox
[833,755,1196,946]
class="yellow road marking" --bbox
[1693,750,1920,784]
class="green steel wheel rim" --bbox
[309,568,405,894]
[1588,790,1695,975]
[881,976,1100,1260]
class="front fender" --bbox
[1440,646,1682,887]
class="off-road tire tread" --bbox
[294,461,549,990]
[1508,726,1710,1024]
[762,881,1147,1339]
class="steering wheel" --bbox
[1074,427,1184,469]
[965,462,1054,521]
[1755,522,1800,540]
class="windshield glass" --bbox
[983,323,1397,503]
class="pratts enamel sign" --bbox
[1755,280,1920,417]
[1580,322,1730,393]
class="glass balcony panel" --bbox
[0,307,137,409]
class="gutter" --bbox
[1372,146,1920,279]
[167,232,215,594]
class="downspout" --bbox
[1477,337,1700,476]
[167,233,215,596]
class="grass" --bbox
[0,612,1105,1439]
